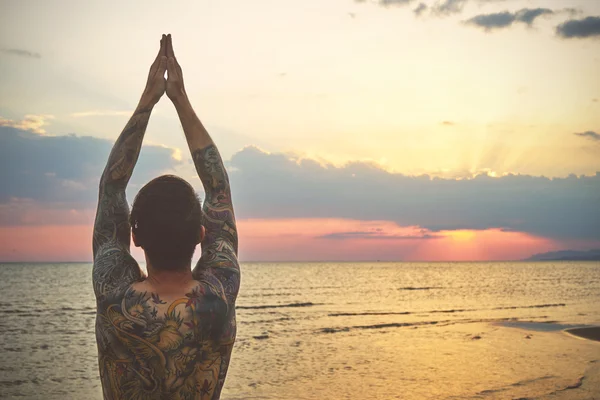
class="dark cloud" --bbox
[228,146,600,240]
[432,0,467,16]
[556,16,600,39]
[516,8,553,25]
[574,131,600,142]
[1,48,41,59]
[359,0,570,24]
[3,131,600,241]
[0,126,180,211]
[465,8,554,31]
[466,12,515,30]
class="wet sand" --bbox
[534,327,600,399]
[534,361,600,400]
[499,322,600,399]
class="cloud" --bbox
[574,131,600,142]
[0,48,41,59]
[465,8,554,31]
[70,110,133,118]
[378,0,413,6]
[516,8,553,25]
[564,8,581,16]
[0,198,95,226]
[2,133,599,241]
[556,16,600,39]
[0,125,182,224]
[318,231,441,240]
[0,115,55,135]
[441,121,455,126]
[431,0,467,17]
[466,11,515,30]
[413,3,427,16]
[358,0,570,24]
[355,0,413,7]
[227,146,600,240]
[319,224,442,240]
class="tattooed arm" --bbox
[165,34,240,301]
[166,34,240,399]
[92,35,168,299]
[176,103,240,297]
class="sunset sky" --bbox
[1,0,599,262]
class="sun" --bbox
[448,230,477,242]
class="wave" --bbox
[58,306,95,311]
[328,303,567,317]
[429,308,472,313]
[492,303,566,310]
[476,375,556,396]
[244,292,298,298]
[398,287,444,291]
[0,306,96,315]
[253,334,270,340]
[320,317,519,334]
[241,317,293,324]
[243,285,342,292]
[0,379,29,388]
[0,375,93,389]
[321,321,441,334]
[236,302,321,310]
[329,311,412,317]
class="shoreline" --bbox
[499,321,600,343]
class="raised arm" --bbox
[92,35,168,299]
[165,35,240,398]
[165,35,240,305]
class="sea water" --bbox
[0,261,599,399]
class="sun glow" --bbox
[0,219,580,262]
[447,230,477,242]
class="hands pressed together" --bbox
[141,34,187,107]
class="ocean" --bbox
[0,261,599,399]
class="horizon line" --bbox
[0,259,581,264]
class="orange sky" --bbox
[0,218,576,262]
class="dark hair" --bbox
[130,175,202,270]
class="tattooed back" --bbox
[95,277,234,400]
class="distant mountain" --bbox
[525,249,600,261]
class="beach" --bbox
[0,261,599,399]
